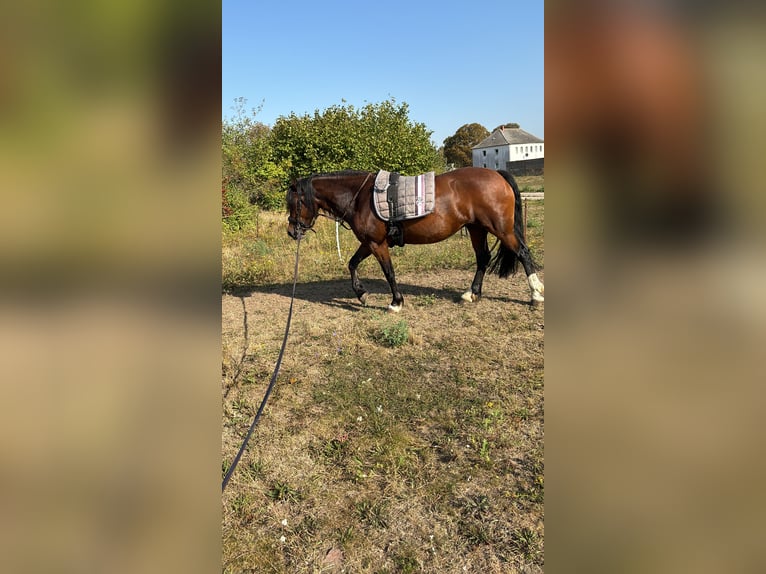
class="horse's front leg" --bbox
[370,242,404,312]
[348,243,372,305]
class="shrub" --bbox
[222,185,258,231]
[375,319,409,348]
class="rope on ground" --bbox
[222,236,301,492]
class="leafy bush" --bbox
[375,319,409,348]
[222,186,258,231]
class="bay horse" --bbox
[286,167,544,312]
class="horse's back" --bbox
[437,166,510,185]
[435,167,514,202]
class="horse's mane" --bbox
[293,176,316,205]
[293,169,371,188]
[289,170,374,212]
[308,169,372,180]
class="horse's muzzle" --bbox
[287,219,302,240]
[287,226,301,240]
[288,218,314,240]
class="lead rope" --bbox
[222,235,302,492]
[335,221,343,262]
[332,172,371,265]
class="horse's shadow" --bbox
[223,278,529,397]
[226,278,529,310]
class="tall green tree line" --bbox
[222,97,446,213]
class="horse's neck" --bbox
[316,181,359,218]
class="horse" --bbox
[286,167,544,312]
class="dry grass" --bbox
[222,202,544,573]
[515,175,544,192]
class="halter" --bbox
[287,179,319,238]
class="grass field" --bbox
[222,200,544,573]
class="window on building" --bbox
[495,149,498,155]
[482,150,486,157]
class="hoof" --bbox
[358,292,367,306]
[461,291,476,303]
[387,303,402,313]
[530,294,544,306]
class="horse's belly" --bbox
[404,216,463,244]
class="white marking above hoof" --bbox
[461,291,475,303]
[387,303,403,313]
[531,292,545,306]
[528,273,544,295]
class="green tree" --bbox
[443,123,490,168]
[271,98,444,178]
[492,122,519,131]
[222,98,286,211]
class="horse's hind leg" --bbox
[517,241,545,305]
[349,244,372,305]
[493,232,544,306]
[462,225,492,303]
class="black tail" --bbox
[487,170,538,278]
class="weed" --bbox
[336,525,355,545]
[266,481,301,503]
[242,459,264,480]
[331,330,344,355]
[482,404,504,431]
[354,499,388,529]
[322,437,349,462]
[374,319,409,348]
[230,493,252,517]
[231,398,252,416]
[479,438,492,464]
[510,527,541,560]
[294,515,319,539]
[245,239,272,258]
[414,293,437,306]
[392,547,420,573]
[514,406,531,420]
[460,520,491,547]
[462,494,490,518]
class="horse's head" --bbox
[286,177,318,239]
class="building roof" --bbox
[472,126,543,149]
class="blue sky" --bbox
[222,0,543,147]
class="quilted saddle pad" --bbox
[372,170,435,222]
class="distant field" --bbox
[222,201,544,573]
[515,174,544,193]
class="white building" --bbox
[472,125,544,172]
